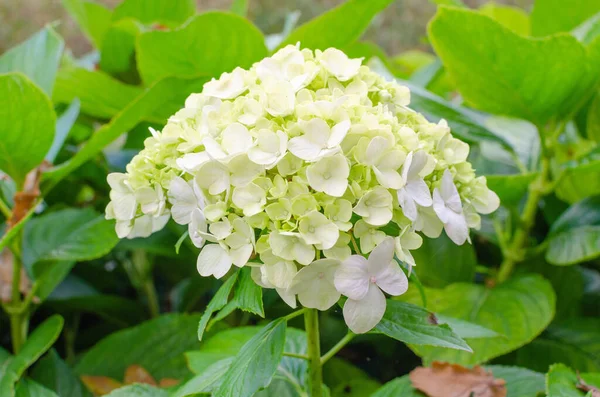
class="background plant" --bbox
[0,0,599,396]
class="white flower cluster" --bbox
[106,45,499,333]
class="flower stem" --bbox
[305,309,323,397]
[320,332,354,365]
[143,278,160,318]
[9,230,26,354]
[496,127,554,283]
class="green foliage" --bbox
[429,6,600,125]
[279,0,395,51]
[531,0,600,37]
[112,0,196,28]
[62,0,113,48]
[136,12,267,84]
[197,272,238,341]
[404,275,556,365]
[104,384,168,397]
[0,73,55,186]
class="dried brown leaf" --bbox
[80,375,122,396]
[124,364,157,386]
[409,361,507,397]
[158,378,181,387]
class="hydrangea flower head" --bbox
[106,45,499,333]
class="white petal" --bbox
[328,120,351,148]
[343,285,386,334]
[288,136,323,161]
[176,152,210,173]
[406,179,432,207]
[374,261,408,296]
[197,244,232,279]
[367,237,395,277]
[334,255,369,300]
[230,244,253,267]
[188,208,207,248]
[440,170,462,213]
[444,211,470,245]
[397,188,418,222]
[276,287,297,309]
[265,260,297,289]
[222,123,253,155]
[289,259,340,310]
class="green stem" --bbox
[283,351,310,360]
[305,309,323,397]
[496,139,552,283]
[9,230,25,354]
[320,333,355,365]
[0,196,10,218]
[143,278,160,318]
[349,233,360,254]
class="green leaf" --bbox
[62,0,113,49]
[531,0,600,36]
[112,0,195,28]
[483,116,540,171]
[0,26,64,96]
[324,358,380,397]
[545,363,590,397]
[104,384,168,397]
[370,59,512,150]
[53,67,143,120]
[587,92,600,143]
[46,99,80,163]
[75,314,201,380]
[99,19,143,77]
[518,318,600,372]
[546,196,600,266]
[15,379,59,397]
[402,275,556,365]
[429,0,465,6]
[43,76,208,190]
[136,12,267,85]
[0,73,55,186]
[574,12,600,45]
[213,319,286,397]
[173,359,232,397]
[486,173,537,206]
[0,315,64,396]
[429,7,600,125]
[410,232,476,288]
[374,300,472,352]
[197,272,239,341]
[369,376,423,397]
[435,314,500,339]
[23,208,119,267]
[32,261,76,302]
[478,3,530,35]
[555,158,600,204]
[230,0,248,16]
[229,267,264,317]
[486,365,545,397]
[279,0,394,50]
[31,350,90,397]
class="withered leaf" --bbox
[158,378,181,387]
[80,375,122,396]
[410,361,507,397]
[124,364,157,386]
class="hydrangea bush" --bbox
[106,45,499,333]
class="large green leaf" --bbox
[22,208,118,267]
[531,0,600,36]
[76,314,201,380]
[545,363,600,397]
[15,379,59,397]
[31,350,90,397]
[136,12,267,85]
[487,366,546,397]
[518,318,600,372]
[324,358,380,397]
[369,376,422,397]
[0,315,64,396]
[185,327,309,396]
[43,76,208,190]
[53,67,143,120]
[478,3,530,35]
[213,319,286,397]
[46,99,80,163]
[112,0,195,28]
[555,158,600,204]
[429,7,600,125]
[410,232,476,288]
[0,27,64,95]
[0,73,55,186]
[99,19,143,77]
[546,196,600,266]
[375,300,471,352]
[31,261,76,302]
[403,275,556,365]
[278,0,394,50]
[588,91,600,143]
[220,267,264,318]
[574,12,600,45]
[486,173,537,207]
[62,0,113,49]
